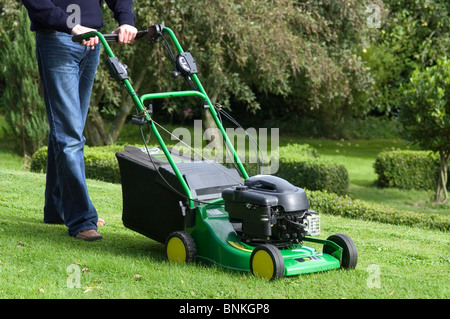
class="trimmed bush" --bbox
[29,146,48,173]
[31,142,350,195]
[30,144,449,231]
[30,145,125,184]
[374,150,444,190]
[276,144,349,195]
[306,189,449,232]
[83,145,124,183]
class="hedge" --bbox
[374,150,445,190]
[30,145,448,231]
[275,144,349,195]
[31,143,350,195]
[30,145,125,184]
[306,189,449,232]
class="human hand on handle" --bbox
[72,24,137,49]
[112,24,137,44]
[71,24,99,50]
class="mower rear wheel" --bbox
[165,231,197,263]
[250,244,285,280]
[323,234,357,269]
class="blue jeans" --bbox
[35,30,101,237]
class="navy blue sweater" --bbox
[22,0,135,34]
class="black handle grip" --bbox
[72,30,149,43]
[103,30,149,42]
[71,33,92,43]
[102,33,118,42]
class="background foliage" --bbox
[0,1,449,171]
[398,57,450,202]
[1,0,380,149]
[0,5,48,164]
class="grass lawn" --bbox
[0,116,448,300]
[0,169,448,299]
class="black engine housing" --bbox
[222,175,318,246]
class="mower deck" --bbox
[188,202,342,277]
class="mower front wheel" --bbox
[323,234,357,269]
[165,231,197,263]
[250,244,285,280]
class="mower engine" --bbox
[222,175,320,247]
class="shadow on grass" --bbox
[0,213,257,283]
[0,213,168,263]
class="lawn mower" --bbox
[73,25,357,280]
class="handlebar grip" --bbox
[71,34,88,43]
[101,30,149,42]
[72,30,149,43]
[136,30,149,40]
[102,33,118,42]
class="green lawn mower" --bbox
[73,25,357,280]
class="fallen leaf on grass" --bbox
[83,285,102,293]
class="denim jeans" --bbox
[35,30,101,237]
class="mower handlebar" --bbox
[71,29,149,44]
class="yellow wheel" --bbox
[250,244,284,280]
[165,231,196,263]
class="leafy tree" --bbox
[0,0,413,148]
[399,57,450,203]
[88,0,376,145]
[362,0,450,116]
[0,5,48,165]
[275,0,377,135]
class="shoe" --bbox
[97,218,106,227]
[75,229,103,242]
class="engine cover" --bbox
[222,175,319,246]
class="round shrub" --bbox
[374,150,442,190]
[30,145,125,184]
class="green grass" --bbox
[0,169,448,299]
[0,120,448,299]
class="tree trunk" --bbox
[435,150,449,203]
[202,94,223,162]
[85,59,147,146]
[85,107,112,146]
[85,116,103,146]
[110,105,133,142]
